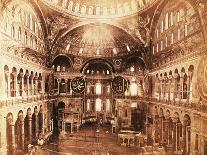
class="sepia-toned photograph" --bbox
[0,0,207,154]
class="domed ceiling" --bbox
[53,23,141,57]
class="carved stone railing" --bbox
[144,97,206,113]
[0,94,49,108]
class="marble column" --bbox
[34,77,38,95]
[20,73,25,96]
[28,115,32,144]
[65,79,68,94]
[7,72,11,97]
[13,73,18,97]
[20,120,24,150]
[187,71,192,103]
[173,74,178,102]
[34,112,39,141]
[180,73,184,101]
[30,76,34,96]
[26,75,29,96]
[11,123,16,155]
[168,77,172,101]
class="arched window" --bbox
[177,10,180,23]
[110,7,116,15]
[68,1,73,11]
[88,6,93,15]
[161,20,164,33]
[170,12,174,26]
[95,82,102,95]
[57,66,60,72]
[131,0,137,11]
[87,99,90,111]
[30,15,33,30]
[165,13,169,30]
[106,99,110,112]
[117,4,123,15]
[103,6,108,15]
[80,5,86,14]
[95,98,102,112]
[138,0,144,7]
[18,27,21,40]
[18,10,21,22]
[130,82,138,96]
[74,3,80,13]
[96,6,101,15]
[124,3,130,14]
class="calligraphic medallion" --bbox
[112,76,127,94]
[71,76,86,93]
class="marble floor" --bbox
[34,125,144,155]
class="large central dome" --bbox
[42,0,157,18]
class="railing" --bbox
[0,94,49,108]
[143,97,206,113]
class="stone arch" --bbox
[51,54,73,71]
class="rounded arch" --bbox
[124,55,146,70]
[80,58,115,74]
[51,54,73,71]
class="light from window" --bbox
[165,13,169,30]
[87,99,90,111]
[130,82,138,96]
[95,82,102,95]
[95,98,102,112]
[131,102,137,108]
[106,99,110,112]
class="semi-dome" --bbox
[53,23,142,57]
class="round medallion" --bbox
[112,76,128,94]
[71,76,86,93]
